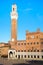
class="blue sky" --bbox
[0,0,43,42]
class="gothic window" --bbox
[28,55,30,58]
[31,50,32,52]
[34,42,35,44]
[21,50,23,52]
[18,43,20,45]
[37,50,39,52]
[42,56,43,59]
[37,42,39,44]
[41,50,43,52]
[34,55,36,58]
[24,43,26,45]
[18,55,20,59]
[27,43,29,45]
[24,55,26,58]
[18,50,20,52]
[24,50,26,52]
[37,55,39,58]
[21,43,23,45]
[15,55,17,58]
[41,42,43,44]
[31,42,32,44]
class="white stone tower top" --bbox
[11,4,18,20]
[12,4,17,12]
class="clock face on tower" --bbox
[12,38,15,42]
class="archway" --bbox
[9,51,13,58]
[8,50,16,59]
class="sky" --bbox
[0,0,43,42]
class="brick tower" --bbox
[10,4,18,48]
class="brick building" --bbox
[0,4,43,60]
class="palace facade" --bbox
[0,4,43,60]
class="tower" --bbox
[10,4,18,48]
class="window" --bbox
[34,55,36,58]
[30,42,32,44]
[42,56,43,59]
[37,55,39,58]
[37,42,39,44]
[41,50,43,52]
[28,55,30,58]
[18,43,20,45]
[34,42,35,44]
[18,50,20,52]
[41,42,43,44]
[21,43,23,45]
[15,55,17,58]
[24,50,26,52]
[24,43,26,45]
[24,55,26,58]
[31,50,32,52]
[27,43,29,45]
[37,50,39,52]
[18,55,20,59]
[21,50,23,52]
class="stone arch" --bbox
[8,50,16,59]
[9,51,13,58]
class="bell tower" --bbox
[10,4,18,48]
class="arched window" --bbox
[9,51,13,58]
[37,50,39,52]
